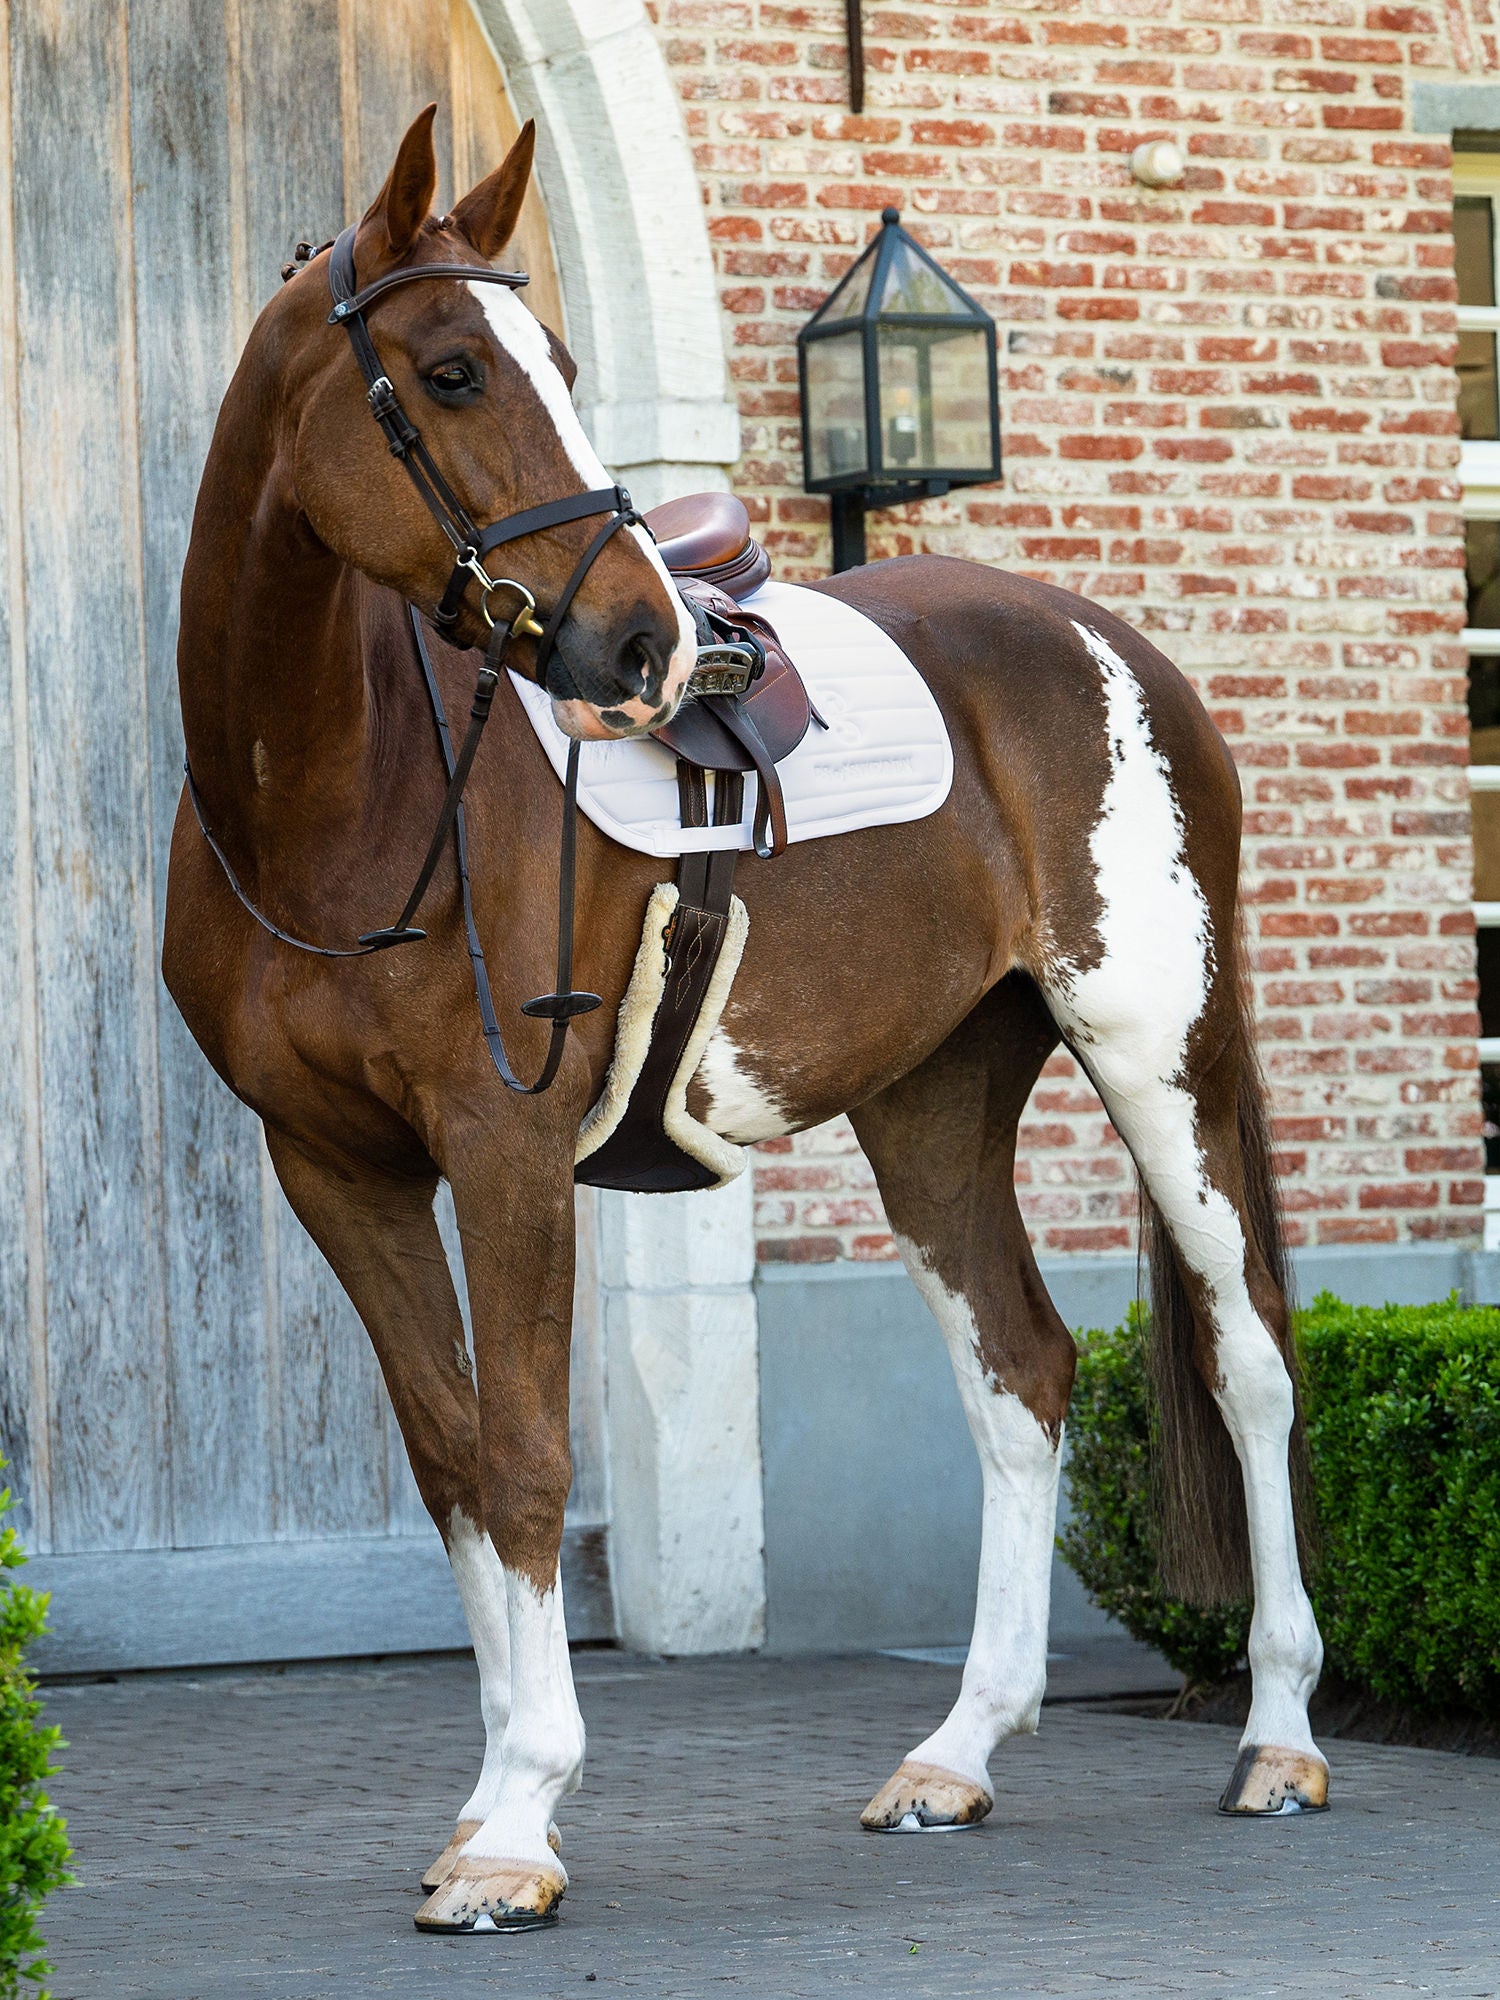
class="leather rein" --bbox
[184,225,641,1094]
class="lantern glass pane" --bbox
[816,253,874,323]
[875,324,992,474]
[877,236,975,318]
[804,332,868,482]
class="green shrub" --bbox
[1298,1292,1500,1712]
[0,1477,70,2000]
[1060,1293,1500,1715]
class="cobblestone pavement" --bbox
[38,1646,1500,1999]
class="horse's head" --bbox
[285,105,696,740]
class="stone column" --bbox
[599,1176,765,1654]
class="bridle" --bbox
[324,225,637,693]
[184,223,658,1094]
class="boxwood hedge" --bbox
[1060,1293,1500,1711]
[0,1474,70,1999]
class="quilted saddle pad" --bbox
[509,578,954,856]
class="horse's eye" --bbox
[425,360,481,403]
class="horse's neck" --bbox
[177,419,410,844]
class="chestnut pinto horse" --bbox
[165,108,1326,1934]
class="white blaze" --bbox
[467,282,697,695]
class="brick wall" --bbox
[651,0,1496,1263]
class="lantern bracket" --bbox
[830,480,952,572]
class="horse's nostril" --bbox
[624,632,667,702]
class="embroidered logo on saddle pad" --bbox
[510,581,954,856]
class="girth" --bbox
[573,499,821,1192]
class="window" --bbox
[1455,150,1500,1228]
[1457,190,1499,440]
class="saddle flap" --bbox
[653,577,812,772]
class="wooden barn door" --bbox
[0,0,609,1669]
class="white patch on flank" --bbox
[468,283,697,702]
[1041,621,1323,1764]
[696,1027,794,1145]
[461,1565,584,1874]
[447,1511,511,1823]
[892,1236,1061,1793]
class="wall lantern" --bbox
[798,207,1001,573]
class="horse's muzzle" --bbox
[545,613,694,740]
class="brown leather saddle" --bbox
[650,492,814,860]
[575,492,815,1193]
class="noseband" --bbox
[183,225,673,1094]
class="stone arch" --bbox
[467,0,742,507]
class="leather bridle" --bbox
[324,225,638,696]
[183,224,666,1094]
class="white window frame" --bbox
[1453,158,1500,1235]
[1457,154,1500,516]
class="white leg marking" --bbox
[464,1566,584,1873]
[894,1236,1061,1790]
[447,1511,511,1822]
[1043,623,1322,1759]
[696,1027,794,1145]
[468,283,697,715]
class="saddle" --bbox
[575,493,814,1193]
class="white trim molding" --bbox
[1463,441,1500,521]
[466,0,742,508]
[457,0,761,1658]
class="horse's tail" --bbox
[1138,942,1307,1607]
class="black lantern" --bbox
[798,207,1001,572]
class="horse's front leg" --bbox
[415,1124,583,1935]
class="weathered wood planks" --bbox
[0,0,602,1633]
[130,0,276,1550]
[12,0,172,1551]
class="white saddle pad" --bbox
[510,578,954,856]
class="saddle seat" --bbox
[645,490,771,601]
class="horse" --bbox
[164,104,1327,1934]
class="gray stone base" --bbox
[758,1242,1492,1655]
[28,1522,612,1676]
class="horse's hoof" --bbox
[860,1759,992,1832]
[414,1856,566,1933]
[1218,1744,1329,1816]
[421,1819,481,1892]
[422,1819,561,1891]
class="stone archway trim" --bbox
[466,0,743,506]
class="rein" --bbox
[183,225,662,1093]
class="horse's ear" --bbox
[450,120,535,261]
[362,103,439,261]
[547,327,578,390]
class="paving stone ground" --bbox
[36,1645,1500,2000]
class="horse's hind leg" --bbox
[849,975,1075,1830]
[1055,1008,1326,1813]
[264,1131,545,1886]
[1032,621,1325,1813]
